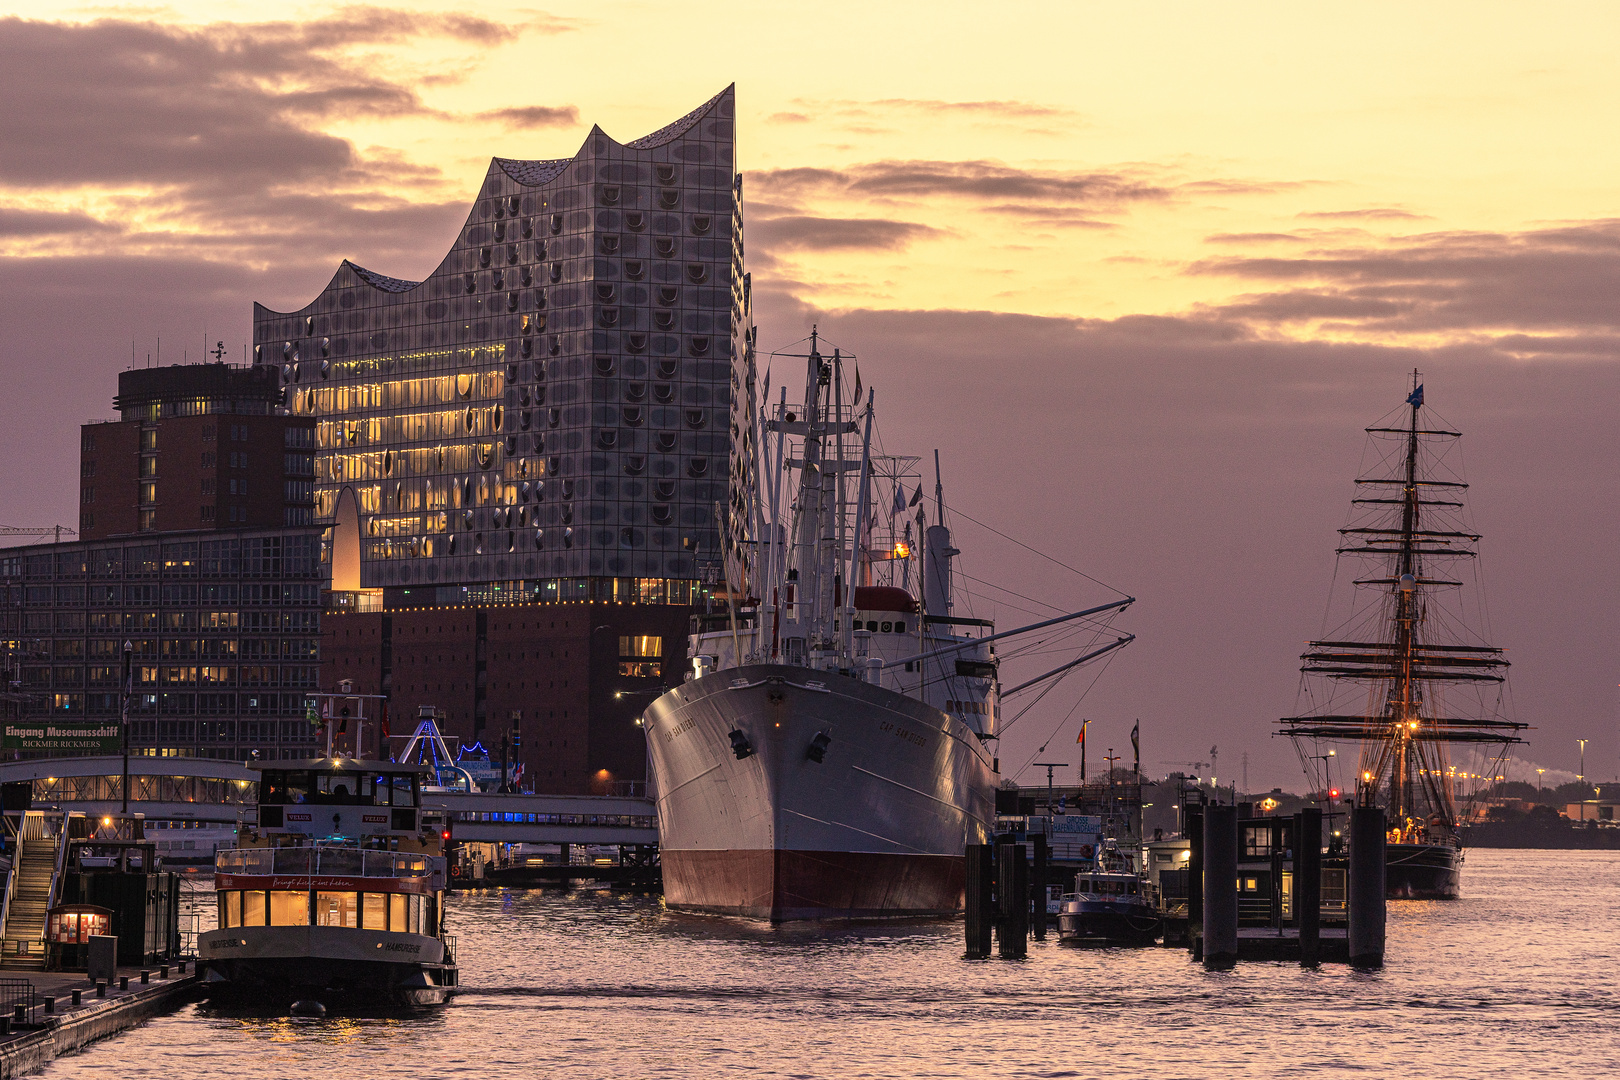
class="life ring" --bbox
[1078,844,1094,859]
[451,865,463,878]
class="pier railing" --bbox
[216,846,430,879]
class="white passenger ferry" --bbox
[199,758,456,1006]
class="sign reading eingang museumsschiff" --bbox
[2,722,121,754]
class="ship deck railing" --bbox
[215,845,431,880]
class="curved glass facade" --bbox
[254,87,756,593]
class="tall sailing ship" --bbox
[1280,377,1524,899]
[643,332,1134,920]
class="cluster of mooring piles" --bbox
[965,807,1388,968]
[1181,804,1385,968]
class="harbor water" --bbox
[42,849,1620,1078]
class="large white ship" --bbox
[644,333,1134,920]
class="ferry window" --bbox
[316,892,359,927]
[315,773,363,804]
[362,893,387,930]
[374,775,416,807]
[895,621,906,633]
[243,890,267,926]
[408,894,422,934]
[264,771,310,805]
[390,893,407,931]
[270,890,309,926]
[880,622,892,633]
[219,890,241,928]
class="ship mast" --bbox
[1389,372,1422,817]
[1279,374,1524,834]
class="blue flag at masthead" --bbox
[1407,384,1424,408]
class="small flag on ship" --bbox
[1407,384,1424,407]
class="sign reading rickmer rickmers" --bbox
[1,722,121,754]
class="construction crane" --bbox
[0,525,77,544]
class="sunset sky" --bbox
[3,2,1618,789]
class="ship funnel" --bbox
[1397,574,1417,593]
[924,524,959,617]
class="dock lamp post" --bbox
[1537,767,1546,794]
[1578,739,1588,786]
[1033,762,1070,841]
[1312,750,1336,808]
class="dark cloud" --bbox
[0,208,117,237]
[749,215,944,252]
[0,11,567,193]
[1189,220,1620,343]
[1203,232,1307,244]
[476,105,579,129]
[1297,207,1430,220]
[754,160,1171,209]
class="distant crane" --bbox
[0,525,77,544]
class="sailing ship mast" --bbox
[1280,373,1524,835]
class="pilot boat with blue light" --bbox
[200,757,456,1006]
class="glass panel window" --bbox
[243,890,267,926]
[270,890,309,927]
[315,891,359,927]
[220,890,242,928]
[362,893,387,930]
[389,893,407,931]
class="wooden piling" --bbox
[1269,817,1285,928]
[964,843,994,958]
[1031,834,1049,941]
[1295,807,1322,967]
[997,842,1029,958]
[1202,804,1239,969]
[1348,805,1386,968]
[1185,802,1205,958]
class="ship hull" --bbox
[1386,841,1461,900]
[645,664,996,921]
[200,926,454,1006]
[1057,901,1163,946]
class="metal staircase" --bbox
[1,813,61,969]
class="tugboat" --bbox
[1279,376,1526,899]
[1056,840,1163,945]
[200,757,456,1006]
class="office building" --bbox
[79,363,316,539]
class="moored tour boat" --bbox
[200,757,456,1006]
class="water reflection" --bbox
[39,851,1620,1080]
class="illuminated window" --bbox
[619,636,662,658]
[315,891,359,927]
[269,890,309,926]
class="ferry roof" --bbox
[248,757,431,776]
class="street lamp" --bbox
[1577,739,1588,785]
[1537,767,1546,793]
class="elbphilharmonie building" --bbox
[254,86,755,604]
